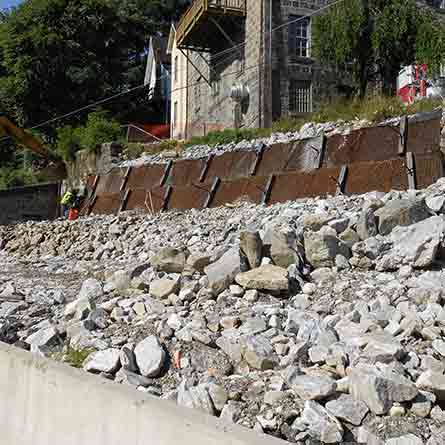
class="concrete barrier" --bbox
[0,342,285,445]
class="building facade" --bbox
[170,0,445,140]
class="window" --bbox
[174,55,178,83]
[289,16,310,60]
[289,80,313,114]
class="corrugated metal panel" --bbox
[164,159,204,186]
[95,168,125,194]
[415,154,444,190]
[268,168,340,204]
[211,176,269,207]
[345,159,407,195]
[90,193,122,215]
[167,182,213,210]
[126,165,166,190]
[204,151,257,182]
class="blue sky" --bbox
[0,0,22,9]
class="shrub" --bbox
[0,166,46,190]
[55,111,123,161]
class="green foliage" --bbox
[55,111,123,161]
[0,165,47,190]
[0,0,189,126]
[52,345,94,368]
[312,0,445,96]
[184,128,271,148]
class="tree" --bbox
[0,0,189,128]
[312,0,445,97]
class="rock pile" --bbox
[3,178,445,443]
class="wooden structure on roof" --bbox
[176,0,246,52]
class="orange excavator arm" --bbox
[0,115,66,180]
[0,115,59,160]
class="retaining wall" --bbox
[0,342,285,445]
[0,183,60,225]
[83,110,444,216]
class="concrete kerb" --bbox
[0,341,286,445]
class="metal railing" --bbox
[176,0,246,47]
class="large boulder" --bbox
[375,198,430,236]
[151,247,188,273]
[325,394,369,426]
[287,369,337,401]
[269,229,303,269]
[204,247,241,294]
[239,230,262,269]
[379,216,445,269]
[304,226,351,269]
[416,370,445,400]
[83,348,121,374]
[235,265,288,291]
[349,364,418,414]
[150,276,180,300]
[134,335,166,377]
[300,401,344,444]
[356,201,382,240]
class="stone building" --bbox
[169,0,445,140]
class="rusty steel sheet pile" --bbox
[167,182,213,211]
[84,111,443,216]
[210,176,270,207]
[164,158,205,187]
[203,150,257,183]
[90,193,122,215]
[268,167,341,205]
[125,164,166,190]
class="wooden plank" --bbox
[398,115,408,155]
[262,174,275,205]
[204,177,221,208]
[87,195,97,215]
[406,152,417,190]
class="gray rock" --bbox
[0,282,24,302]
[120,346,138,372]
[325,394,369,426]
[151,247,188,273]
[239,230,262,269]
[356,201,382,240]
[339,227,361,249]
[235,265,288,291]
[301,400,344,444]
[204,247,241,294]
[287,370,337,401]
[304,226,351,269]
[103,270,131,292]
[382,216,445,269]
[78,278,103,301]
[241,335,275,370]
[385,434,423,445]
[432,339,445,357]
[375,198,430,236]
[207,383,228,411]
[411,391,435,418]
[349,364,418,414]
[177,382,215,415]
[220,401,242,423]
[270,230,302,269]
[357,427,384,445]
[426,195,445,213]
[186,252,212,272]
[25,325,60,347]
[150,277,180,300]
[134,335,166,378]
[416,370,445,400]
[83,348,121,374]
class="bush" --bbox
[55,111,123,161]
[0,166,46,190]
[184,127,271,148]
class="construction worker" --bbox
[61,189,76,217]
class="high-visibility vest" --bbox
[61,191,74,205]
